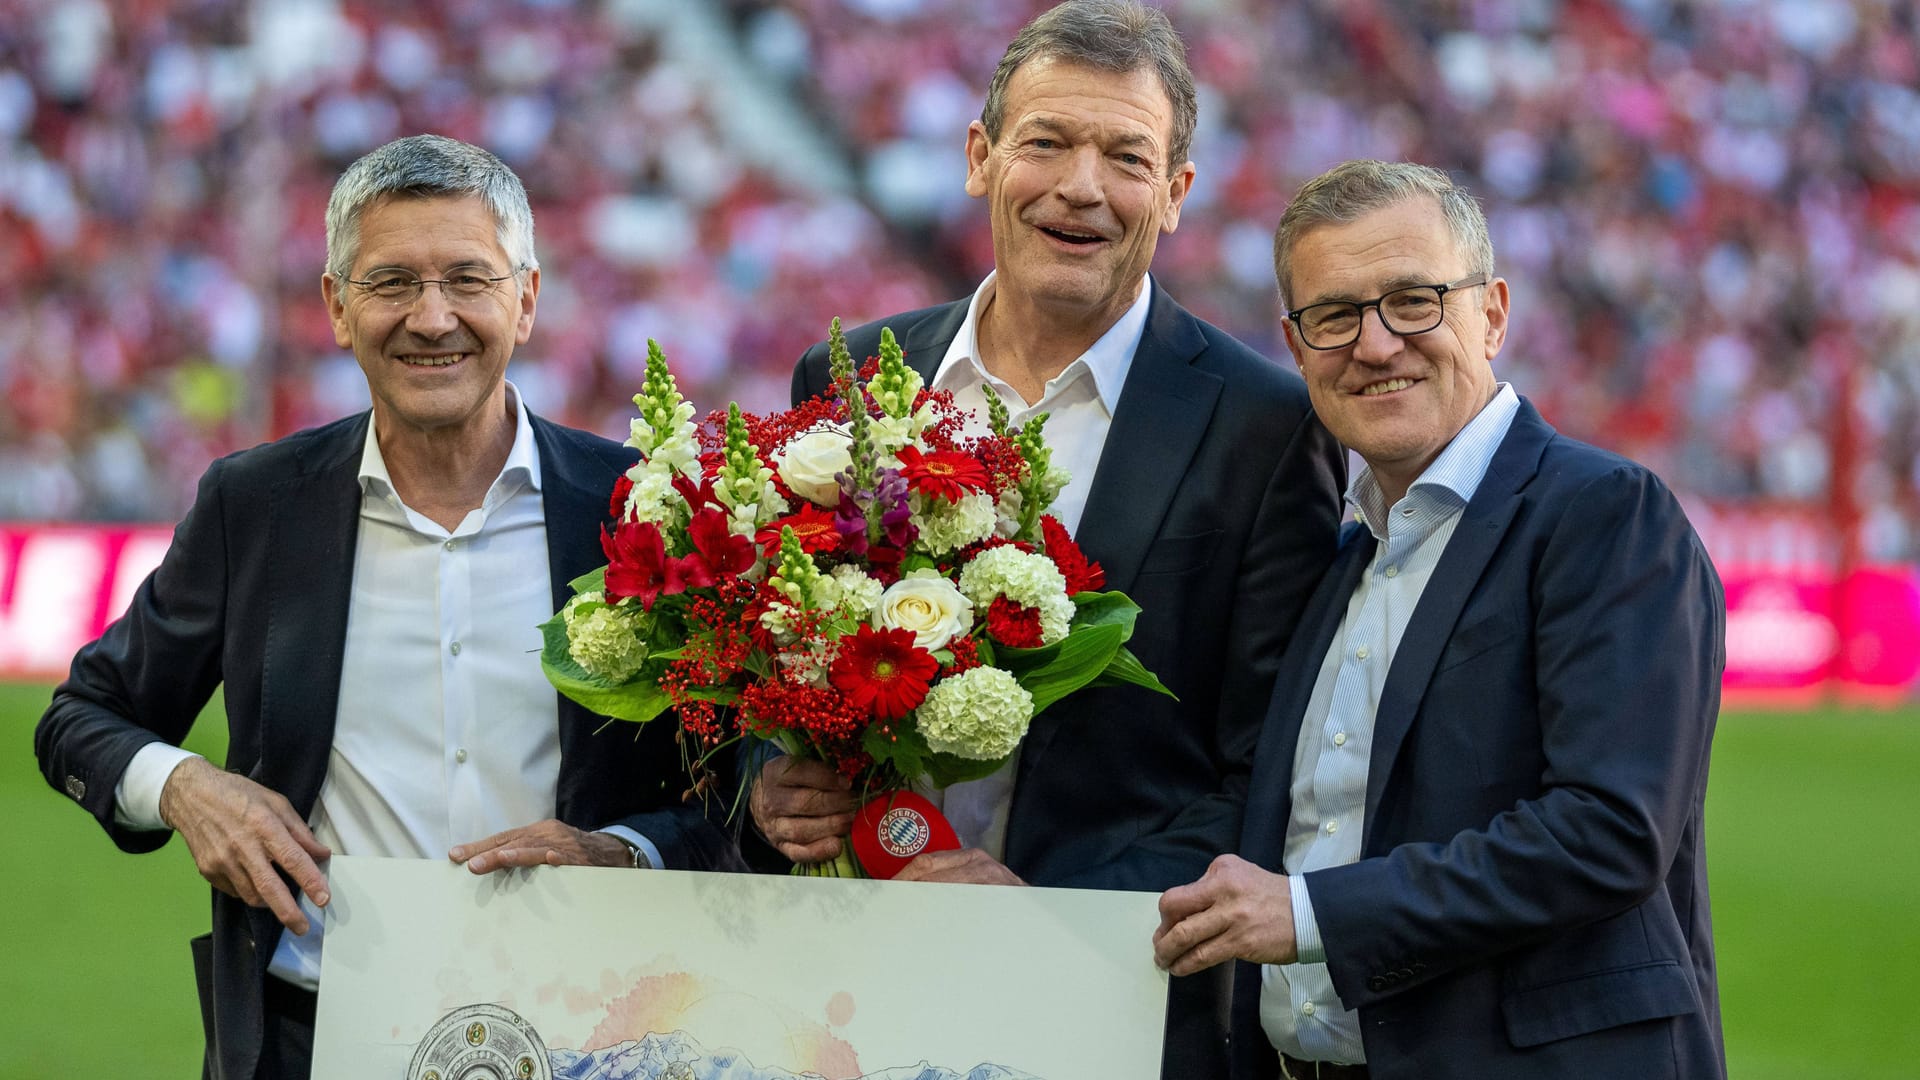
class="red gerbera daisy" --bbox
[986,596,1045,648]
[829,625,938,720]
[895,445,991,503]
[757,504,842,557]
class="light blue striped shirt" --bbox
[1259,384,1521,1065]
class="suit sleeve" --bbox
[1306,464,1724,1009]
[1053,409,1347,891]
[34,458,233,853]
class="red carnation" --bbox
[985,596,1045,648]
[829,625,938,720]
[1040,514,1105,594]
[895,445,991,504]
[757,504,842,557]
[608,474,634,521]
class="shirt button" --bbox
[1333,732,1348,747]
[1355,646,1369,660]
[1401,506,1416,516]
[1324,820,1338,835]
[1384,565,1398,578]
[1301,1000,1316,1017]
[454,748,468,763]
[444,539,456,551]
[450,641,462,656]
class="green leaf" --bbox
[926,750,1010,788]
[538,613,673,723]
[1090,645,1177,699]
[568,565,608,596]
[1069,591,1143,640]
[865,722,929,779]
[1002,622,1128,715]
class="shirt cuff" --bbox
[112,743,201,831]
[598,825,663,871]
[1290,874,1326,966]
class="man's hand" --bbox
[449,820,631,874]
[750,755,856,863]
[158,756,332,934]
[1153,854,1297,976]
[894,848,1027,886]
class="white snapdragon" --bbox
[957,546,1076,645]
[622,462,679,526]
[628,399,701,477]
[915,666,1033,760]
[911,491,997,555]
[873,570,974,652]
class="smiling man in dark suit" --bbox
[745,1,1344,1072]
[34,135,739,1080]
[1152,160,1725,1080]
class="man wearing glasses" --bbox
[1153,160,1727,1079]
[35,135,738,1080]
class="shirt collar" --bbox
[357,380,542,500]
[1347,382,1521,535]
[930,270,1152,414]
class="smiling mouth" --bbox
[1038,225,1107,245]
[1358,377,1415,396]
[398,354,466,368]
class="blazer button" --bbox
[1368,976,1388,992]
[64,776,86,800]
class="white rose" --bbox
[776,425,853,506]
[873,569,974,652]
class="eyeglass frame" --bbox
[344,265,529,306]
[1286,275,1490,351]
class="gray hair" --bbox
[324,134,538,283]
[981,0,1198,169]
[1273,160,1494,309]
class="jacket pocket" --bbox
[1137,530,1222,576]
[1501,959,1699,1047]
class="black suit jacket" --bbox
[35,411,739,1080]
[792,286,1346,1073]
[1232,401,1726,1080]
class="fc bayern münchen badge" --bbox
[848,790,961,879]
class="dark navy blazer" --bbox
[36,411,740,1080]
[792,288,1348,1076]
[1232,401,1727,1080]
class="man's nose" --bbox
[1056,146,1103,205]
[1350,305,1400,363]
[404,282,461,336]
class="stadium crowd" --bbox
[4,0,1918,561]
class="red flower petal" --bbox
[829,625,939,720]
[985,596,1045,649]
[1040,514,1105,594]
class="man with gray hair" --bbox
[1153,160,1726,1078]
[749,1,1345,1071]
[36,134,739,1080]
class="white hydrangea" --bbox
[911,491,998,555]
[565,600,649,683]
[915,666,1033,760]
[831,564,885,621]
[957,545,1076,644]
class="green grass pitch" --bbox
[4,680,1915,1076]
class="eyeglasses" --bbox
[347,267,526,306]
[1287,276,1488,350]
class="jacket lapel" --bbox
[1242,522,1373,864]
[900,301,969,382]
[261,416,367,818]
[1362,403,1555,836]
[1075,288,1221,593]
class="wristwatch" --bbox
[608,833,652,869]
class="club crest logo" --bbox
[876,805,933,857]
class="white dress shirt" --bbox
[1260,384,1520,1065]
[921,271,1152,858]
[111,384,656,990]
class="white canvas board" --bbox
[312,854,1168,1080]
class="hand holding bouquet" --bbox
[542,320,1170,875]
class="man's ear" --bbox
[1481,277,1510,361]
[515,267,540,346]
[1160,160,1197,234]
[964,121,993,199]
[322,274,351,348]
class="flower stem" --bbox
[789,845,865,878]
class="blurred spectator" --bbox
[4,0,1918,562]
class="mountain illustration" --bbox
[548,1030,1041,1080]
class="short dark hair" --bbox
[980,0,1197,168]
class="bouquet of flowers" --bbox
[541,320,1170,876]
